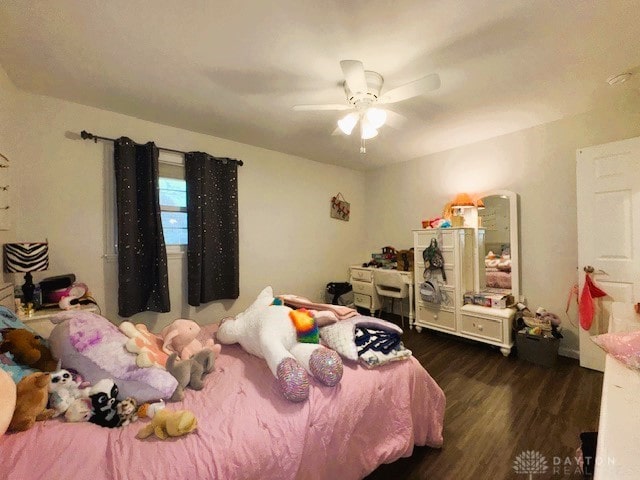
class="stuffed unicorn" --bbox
[217,286,343,402]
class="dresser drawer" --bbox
[415,230,455,249]
[354,292,372,309]
[350,268,373,283]
[460,314,503,342]
[351,280,375,296]
[0,283,14,311]
[415,262,456,286]
[415,248,454,266]
[417,303,455,331]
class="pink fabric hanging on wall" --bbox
[579,274,608,330]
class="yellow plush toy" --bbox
[136,408,197,440]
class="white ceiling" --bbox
[1,0,640,170]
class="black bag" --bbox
[325,282,354,306]
[423,238,447,282]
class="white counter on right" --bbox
[594,302,640,479]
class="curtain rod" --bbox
[80,130,244,166]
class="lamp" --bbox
[4,242,49,303]
[451,193,475,208]
[360,117,378,139]
[337,112,358,135]
[337,107,387,139]
[365,108,387,129]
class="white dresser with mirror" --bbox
[413,190,520,356]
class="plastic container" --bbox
[516,331,560,367]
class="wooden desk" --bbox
[349,266,414,323]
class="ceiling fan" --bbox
[293,60,441,153]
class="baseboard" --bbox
[559,346,579,359]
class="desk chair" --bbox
[373,269,409,328]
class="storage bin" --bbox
[516,331,559,367]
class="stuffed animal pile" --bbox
[119,318,221,400]
[217,286,343,402]
[2,315,220,433]
[0,328,57,372]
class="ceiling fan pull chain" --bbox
[360,138,367,154]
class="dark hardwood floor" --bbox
[365,317,603,480]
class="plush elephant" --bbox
[161,319,219,360]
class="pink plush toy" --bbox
[161,319,220,360]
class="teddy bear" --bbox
[9,372,56,432]
[161,319,220,360]
[136,407,197,440]
[0,328,57,372]
[217,286,343,402]
[165,349,215,402]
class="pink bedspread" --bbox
[1,345,444,480]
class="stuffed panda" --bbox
[88,379,121,428]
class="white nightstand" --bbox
[18,304,99,339]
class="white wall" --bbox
[1,66,366,331]
[365,107,640,357]
[0,67,18,266]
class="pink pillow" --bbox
[0,368,16,435]
[592,330,640,369]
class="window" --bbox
[105,150,187,256]
[159,154,187,248]
[159,177,187,245]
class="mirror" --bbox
[477,190,520,302]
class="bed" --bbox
[1,313,445,480]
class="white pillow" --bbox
[319,317,403,362]
[320,322,359,361]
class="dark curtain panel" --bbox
[185,152,239,306]
[114,137,170,317]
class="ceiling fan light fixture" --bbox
[365,108,387,129]
[360,118,378,140]
[337,112,358,135]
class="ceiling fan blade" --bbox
[331,126,343,136]
[292,104,351,111]
[383,109,408,129]
[379,73,441,104]
[340,60,368,95]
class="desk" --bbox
[349,266,414,324]
[594,302,640,479]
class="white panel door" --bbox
[577,136,640,371]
